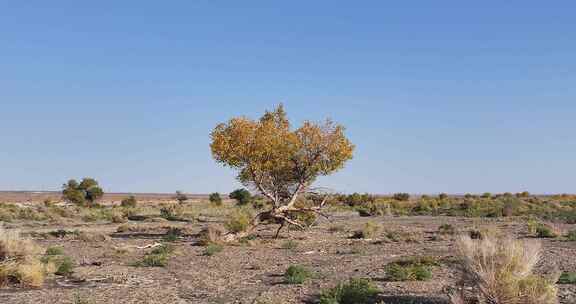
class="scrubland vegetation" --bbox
[1,106,575,303]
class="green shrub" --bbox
[120,196,137,208]
[481,192,492,199]
[54,256,74,276]
[42,247,74,276]
[224,208,252,233]
[203,243,224,256]
[392,193,410,201]
[133,244,173,267]
[438,193,448,200]
[536,224,557,238]
[139,253,168,267]
[45,246,65,256]
[209,193,222,206]
[163,227,183,242]
[319,278,379,304]
[566,230,576,241]
[438,224,456,235]
[385,263,432,281]
[558,272,576,284]
[384,256,437,281]
[284,265,312,284]
[229,189,252,205]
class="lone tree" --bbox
[62,178,104,206]
[210,105,354,240]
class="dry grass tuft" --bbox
[454,232,557,304]
[0,228,48,287]
[198,225,225,245]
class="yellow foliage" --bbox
[210,104,354,207]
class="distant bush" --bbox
[173,191,188,204]
[159,205,184,221]
[229,189,252,206]
[517,191,531,198]
[337,193,376,207]
[392,193,410,201]
[438,193,448,200]
[284,265,312,284]
[120,196,137,208]
[209,193,222,206]
[62,178,104,206]
[319,278,379,304]
[481,192,492,199]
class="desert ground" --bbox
[1,193,576,304]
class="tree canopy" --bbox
[210,105,354,237]
[62,178,104,206]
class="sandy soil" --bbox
[1,210,575,304]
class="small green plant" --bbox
[163,227,183,242]
[558,272,576,284]
[281,240,299,250]
[54,256,74,276]
[133,244,173,267]
[319,278,379,304]
[284,265,312,284]
[566,230,576,241]
[438,223,456,235]
[45,246,65,256]
[42,246,74,276]
[120,195,137,208]
[204,243,224,256]
[209,192,223,206]
[535,224,557,238]
[385,263,432,281]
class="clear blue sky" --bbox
[1,1,575,194]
